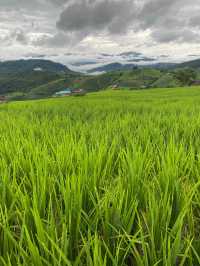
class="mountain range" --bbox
[0,58,200,100]
[87,63,138,73]
[87,62,177,73]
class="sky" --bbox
[1,0,200,70]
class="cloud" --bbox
[46,0,70,6]
[0,0,43,9]
[137,0,200,43]
[139,0,182,29]
[2,0,200,46]
[32,31,86,48]
[56,0,136,35]
[0,28,28,46]
[14,29,28,44]
[189,15,200,29]
[151,28,200,43]
[1,0,200,61]
[54,0,200,45]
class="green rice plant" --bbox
[0,87,200,264]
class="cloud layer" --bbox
[54,0,200,43]
[0,0,200,61]
[57,0,136,35]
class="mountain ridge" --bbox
[0,59,72,74]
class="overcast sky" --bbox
[1,0,200,64]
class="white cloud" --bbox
[0,0,200,64]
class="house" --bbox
[33,67,43,72]
[140,85,148,89]
[111,84,119,90]
[71,89,86,96]
[0,96,7,103]
[191,80,200,86]
[54,89,72,97]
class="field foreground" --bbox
[1,88,200,265]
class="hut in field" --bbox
[54,89,72,97]
[0,96,7,103]
[71,89,86,96]
[111,84,119,90]
[191,80,200,86]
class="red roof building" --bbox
[72,89,86,96]
[0,96,7,103]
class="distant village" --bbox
[54,88,86,97]
[0,88,87,104]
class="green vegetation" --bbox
[152,73,181,88]
[173,68,197,85]
[0,71,61,95]
[1,87,200,265]
[0,59,70,74]
[4,67,200,100]
[0,59,78,98]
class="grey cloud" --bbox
[137,0,200,43]
[56,0,136,35]
[0,28,28,46]
[0,0,43,9]
[55,0,200,45]
[151,28,200,43]
[139,0,182,29]
[14,29,28,44]
[1,0,200,52]
[32,31,84,47]
[24,53,46,58]
[0,0,64,12]
[46,0,70,5]
[189,16,200,28]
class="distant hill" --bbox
[0,71,65,94]
[0,59,71,74]
[87,62,179,73]
[0,59,81,97]
[87,63,137,73]
[144,62,177,70]
[179,59,200,69]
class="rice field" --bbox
[1,87,200,265]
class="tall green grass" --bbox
[0,87,200,265]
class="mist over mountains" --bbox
[9,51,198,74]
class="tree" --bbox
[173,68,197,85]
